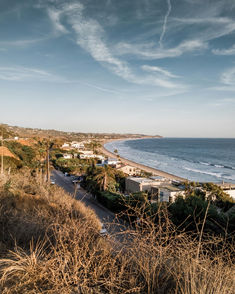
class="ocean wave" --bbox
[199,161,235,170]
[199,162,210,166]
[106,139,235,183]
[184,167,223,179]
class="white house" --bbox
[125,177,165,193]
[117,164,141,176]
[217,183,235,200]
[62,143,70,149]
[103,158,120,167]
[80,150,94,155]
[63,153,73,159]
[80,154,105,160]
[71,141,85,149]
[158,185,185,202]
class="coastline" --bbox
[100,138,186,182]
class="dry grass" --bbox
[0,171,234,293]
[0,147,18,159]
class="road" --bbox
[51,170,126,236]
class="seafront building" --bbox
[117,164,141,176]
[125,177,167,193]
[63,153,73,159]
[217,183,235,200]
[125,176,185,203]
[158,185,185,202]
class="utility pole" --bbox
[46,142,50,183]
[46,139,54,183]
[1,130,3,175]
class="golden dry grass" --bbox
[0,171,234,293]
[0,147,18,159]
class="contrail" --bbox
[159,0,172,48]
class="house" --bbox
[62,143,70,149]
[63,153,73,159]
[158,185,185,202]
[216,183,235,200]
[80,150,94,155]
[125,177,165,193]
[150,176,171,183]
[117,164,141,176]
[103,158,120,167]
[80,154,105,160]
[71,141,85,149]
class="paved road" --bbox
[51,170,127,237]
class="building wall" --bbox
[125,178,162,193]
[118,165,140,176]
[159,189,184,202]
[226,190,235,200]
[125,179,141,193]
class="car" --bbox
[72,179,79,184]
[50,181,55,185]
[100,223,108,236]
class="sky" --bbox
[0,0,235,137]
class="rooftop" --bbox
[217,183,235,190]
[127,177,156,184]
[160,185,183,192]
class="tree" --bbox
[93,165,115,191]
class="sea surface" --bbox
[105,138,235,184]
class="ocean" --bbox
[105,138,235,184]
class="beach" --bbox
[100,138,186,182]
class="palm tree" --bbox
[94,165,115,191]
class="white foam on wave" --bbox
[106,140,235,183]
[200,162,210,166]
[184,167,223,179]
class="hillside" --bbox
[0,146,18,159]
[0,171,234,293]
[1,123,162,140]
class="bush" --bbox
[5,142,36,167]
[96,191,124,212]
[0,172,234,293]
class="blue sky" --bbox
[0,0,235,137]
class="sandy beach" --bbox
[100,138,186,182]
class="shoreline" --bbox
[100,138,186,182]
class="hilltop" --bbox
[1,123,162,141]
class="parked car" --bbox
[100,223,108,236]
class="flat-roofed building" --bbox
[63,153,73,159]
[117,164,141,176]
[158,185,185,202]
[216,183,235,200]
[125,177,165,193]
[80,150,93,155]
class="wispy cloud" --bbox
[0,66,66,82]
[81,81,122,94]
[114,39,207,59]
[209,97,235,107]
[47,7,69,34]
[221,67,235,85]
[212,45,235,55]
[209,67,235,91]
[0,37,49,49]
[159,0,172,48]
[46,2,185,89]
[114,4,235,60]
[142,65,179,78]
